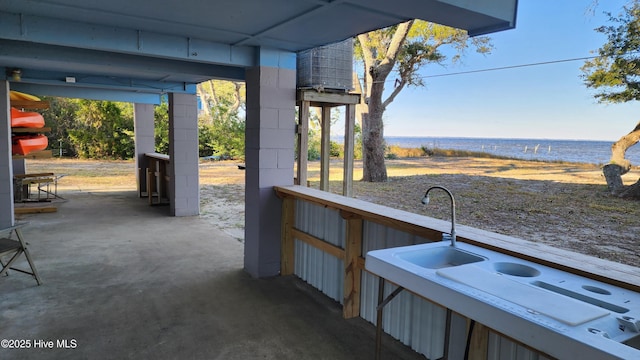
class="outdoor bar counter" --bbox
[275,185,640,359]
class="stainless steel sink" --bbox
[394,246,486,269]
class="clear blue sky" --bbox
[379,0,639,141]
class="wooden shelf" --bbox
[10,100,50,109]
[12,150,53,160]
[11,127,51,134]
[14,206,57,214]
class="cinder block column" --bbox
[134,103,155,196]
[168,93,199,216]
[0,81,14,228]
[244,48,296,278]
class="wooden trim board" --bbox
[14,206,57,214]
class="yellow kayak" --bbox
[10,90,41,102]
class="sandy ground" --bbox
[22,157,640,267]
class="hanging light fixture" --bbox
[7,68,22,82]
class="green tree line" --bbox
[41,84,247,160]
[41,80,361,162]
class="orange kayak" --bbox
[12,134,49,155]
[11,107,45,128]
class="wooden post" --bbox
[138,167,144,197]
[296,89,360,191]
[147,167,154,205]
[343,214,363,318]
[320,106,331,191]
[469,322,489,360]
[343,104,356,197]
[280,196,295,275]
[296,101,310,187]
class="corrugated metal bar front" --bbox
[289,196,552,359]
[360,220,446,359]
[487,332,552,360]
[293,199,346,303]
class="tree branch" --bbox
[378,21,414,75]
[230,82,243,113]
[383,78,407,109]
[357,33,376,68]
[196,83,212,119]
[384,20,414,65]
[610,120,640,171]
[208,80,218,107]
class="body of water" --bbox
[382,137,640,165]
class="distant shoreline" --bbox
[384,135,617,142]
[332,136,626,165]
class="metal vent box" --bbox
[297,38,354,91]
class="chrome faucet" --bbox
[421,186,456,247]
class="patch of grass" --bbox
[386,145,427,158]
[420,146,594,166]
[428,147,517,160]
[587,203,628,212]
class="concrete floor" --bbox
[1,190,424,360]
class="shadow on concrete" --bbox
[1,190,423,359]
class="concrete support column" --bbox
[12,159,26,175]
[168,93,199,216]
[0,81,14,228]
[244,49,296,278]
[133,103,156,196]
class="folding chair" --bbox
[0,223,42,285]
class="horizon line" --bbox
[329,134,617,143]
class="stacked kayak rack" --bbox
[9,91,61,209]
[9,91,50,157]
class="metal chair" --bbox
[0,223,42,285]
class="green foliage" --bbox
[42,97,171,160]
[40,82,247,160]
[302,108,351,160]
[385,152,398,160]
[355,20,492,90]
[196,82,246,159]
[354,122,363,160]
[330,140,342,157]
[154,100,169,154]
[198,80,245,117]
[399,22,492,87]
[303,125,363,161]
[198,114,245,159]
[420,145,434,156]
[41,97,79,157]
[307,127,321,160]
[582,1,640,103]
[67,100,134,159]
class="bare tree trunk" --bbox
[604,121,640,197]
[229,82,243,113]
[603,164,624,191]
[196,83,212,120]
[362,79,388,182]
[357,21,413,183]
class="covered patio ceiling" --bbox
[0,0,517,103]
